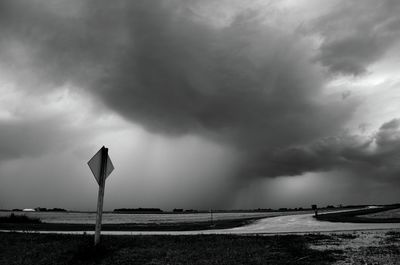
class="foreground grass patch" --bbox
[386,231,400,243]
[0,232,341,265]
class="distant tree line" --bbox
[173,209,198,213]
[35,207,67,212]
[11,207,67,212]
[113,208,163,213]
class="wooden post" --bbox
[94,146,108,246]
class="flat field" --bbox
[0,210,307,224]
[0,210,310,232]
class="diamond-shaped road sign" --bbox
[88,146,114,246]
[88,147,114,185]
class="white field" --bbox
[3,211,400,235]
[0,211,305,224]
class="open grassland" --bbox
[1,230,399,265]
[0,232,341,265]
[0,210,309,224]
[362,208,400,219]
[316,205,400,223]
[0,216,261,231]
[0,210,312,232]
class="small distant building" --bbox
[22,208,35,212]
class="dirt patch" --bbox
[309,230,400,265]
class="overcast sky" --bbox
[1,0,400,211]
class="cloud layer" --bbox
[0,0,355,162]
[0,0,399,208]
[313,0,400,75]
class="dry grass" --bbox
[2,230,399,264]
[362,208,400,219]
[0,232,341,265]
[316,205,400,223]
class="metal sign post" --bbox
[312,204,318,217]
[88,146,114,246]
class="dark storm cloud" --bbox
[379,118,400,130]
[0,0,353,129]
[312,0,400,75]
[0,118,83,162]
[358,120,400,182]
[246,118,400,185]
[1,0,397,186]
[375,119,400,157]
[0,0,115,90]
[95,2,354,145]
[242,133,371,178]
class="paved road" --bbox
[4,211,400,235]
[227,212,400,234]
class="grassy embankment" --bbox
[315,204,400,223]
[0,232,341,265]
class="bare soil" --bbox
[309,230,400,265]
